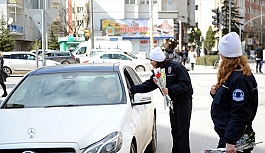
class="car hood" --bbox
[0,105,128,148]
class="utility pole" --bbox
[219,0,222,38]
[229,0,231,32]
[149,0,154,52]
[261,4,265,45]
[90,0,94,49]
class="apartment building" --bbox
[67,0,195,52]
[0,0,65,51]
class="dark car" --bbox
[45,51,79,64]
[0,63,157,153]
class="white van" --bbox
[72,40,133,60]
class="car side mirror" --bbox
[131,93,152,106]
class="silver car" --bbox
[2,51,61,76]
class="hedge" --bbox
[196,55,219,66]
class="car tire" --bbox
[130,142,137,153]
[62,61,70,64]
[135,66,145,72]
[3,67,12,76]
[145,116,157,153]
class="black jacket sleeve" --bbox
[129,74,158,94]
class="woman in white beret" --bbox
[129,46,193,153]
[210,32,258,153]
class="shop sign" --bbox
[101,19,174,38]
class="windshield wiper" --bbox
[44,104,79,108]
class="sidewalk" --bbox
[186,65,218,74]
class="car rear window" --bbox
[2,72,124,108]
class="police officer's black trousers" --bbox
[169,97,192,153]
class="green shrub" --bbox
[196,55,219,66]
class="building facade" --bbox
[0,0,65,51]
[67,0,196,52]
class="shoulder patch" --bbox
[168,66,172,74]
[232,89,244,101]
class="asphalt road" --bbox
[1,61,264,153]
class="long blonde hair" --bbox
[216,55,251,88]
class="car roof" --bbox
[27,63,126,75]
[2,51,36,55]
[46,51,71,53]
[90,48,124,51]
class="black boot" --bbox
[2,91,7,97]
[260,70,263,73]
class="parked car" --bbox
[78,48,131,63]
[2,51,61,76]
[0,63,157,153]
[84,51,152,72]
[30,49,55,55]
[45,51,79,64]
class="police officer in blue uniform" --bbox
[129,46,193,153]
[210,32,259,153]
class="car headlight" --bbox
[83,131,122,153]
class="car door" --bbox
[99,53,117,64]
[112,53,135,68]
[124,67,153,151]
[23,53,39,70]
[9,53,37,72]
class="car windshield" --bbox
[3,72,124,108]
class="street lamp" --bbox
[261,4,265,45]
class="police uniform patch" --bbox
[168,66,172,74]
[232,89,244,101]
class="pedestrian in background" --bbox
[210,32,258,153]
[188,46,197,71]
[0,52,8,97]
[129,46,193,153]
[172,45,182,63]
[195,45,201,57]
[181,46,187,66]
[255,44,263,73]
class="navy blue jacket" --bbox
[130,61,193,103]
[211,71,258,144]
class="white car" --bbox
[84,51,152,72]
[2,51,61,76]
[0,63,157,153]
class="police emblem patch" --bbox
[168,66,172,74]
[232,89,244,101]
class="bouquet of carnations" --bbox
[153,67,174,112]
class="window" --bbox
[77,7,83,13]
[125,0,135,4]
[140,0,153,4]
[195,5,198,10]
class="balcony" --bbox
[7,0,23,9]
[7,24,23,36]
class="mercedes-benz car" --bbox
[0,63,157,153]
